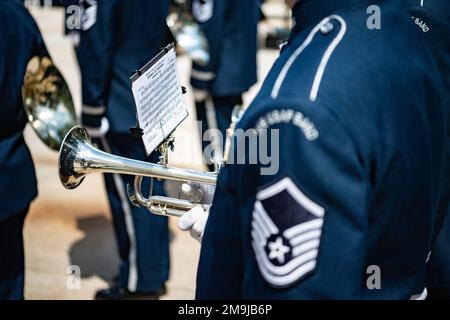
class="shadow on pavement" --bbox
[69,215,119,284]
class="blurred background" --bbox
[22,0,290,299]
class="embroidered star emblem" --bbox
[268,237,290,264]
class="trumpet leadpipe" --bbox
[59,126,217,190]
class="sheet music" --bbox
[131,45,188,155]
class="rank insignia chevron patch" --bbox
[251,177,325,288]
[80,0,98,31]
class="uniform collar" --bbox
[290,0,373,36]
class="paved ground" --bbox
[23,7,279,300]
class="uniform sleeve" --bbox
[190,0,224,99]
[195,167,244,299]
[198,102,374,299]
[78,0,119,128]
[408,2,450,299]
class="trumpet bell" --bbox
[58,126,90,190]
[23,56,77,151]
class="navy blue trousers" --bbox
[0,207,28,300]
[195,95,242,170]
[97,132,170,293]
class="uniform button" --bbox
[320,22,334,35]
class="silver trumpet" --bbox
[58,126,217,217]
[58,105,245,218]
[23,56,77,151]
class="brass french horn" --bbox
[167,0,210,66]
[23,56,77,151]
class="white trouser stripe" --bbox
[101,137,138,292]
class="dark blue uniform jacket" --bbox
[0,0,45,220]
[404,0,450,298]
[196,0,447,299]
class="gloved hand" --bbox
[178,206,209,243]
[177,183,216,243]
[82,114,110,138]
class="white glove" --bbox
[84,117,110,138]
[181,183,216,204]
[178,206,209,243]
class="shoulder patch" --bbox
[251,177,325,288]
[81,0,97,31]
[192,0,214,23]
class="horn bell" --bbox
[23,56,77,151]
[167,6,210,66]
